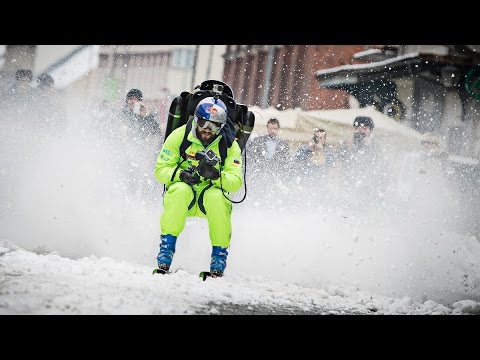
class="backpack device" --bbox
[164,80,255,203]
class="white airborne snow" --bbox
[1,92,480,315]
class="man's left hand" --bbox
[197,164,220,180]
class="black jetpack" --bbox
[164,80,255,203]
[164,80,255,153]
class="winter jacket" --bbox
[155,123,243,193]
[121,107,161,139]
[247,134,290,175]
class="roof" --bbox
[315,52,477,90]
[315,53,421,88]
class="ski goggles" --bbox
[195,117,224,133]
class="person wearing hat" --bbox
[121,88,161,141]
[154,96,241,277]
[352,116,375,149]
[118,88,162,198]
[336,116,378,159]
[124,88,143,114]
[335,115,388,210]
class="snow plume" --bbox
[0,95,162,265]
[239,139,480,306]
[1,93,479,310]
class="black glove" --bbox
[180,168,201,186]
[197,163,220,180]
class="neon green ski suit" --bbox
[155,124,243,247]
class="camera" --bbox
[212,83,224,95]
[194,149,220,179]
[133,102,141,115]
[195,149,219,167]
[133,102,147,115]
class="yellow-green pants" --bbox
[160,182,233,247]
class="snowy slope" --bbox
[2,239,479,315]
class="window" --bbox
[170,48,195,68]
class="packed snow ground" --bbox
[1,239,479,315]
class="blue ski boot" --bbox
[156,234,177,273]
[210,246,228,277]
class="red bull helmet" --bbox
[194,97,227,125]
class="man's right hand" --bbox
[180,169,201,186]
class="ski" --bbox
[152,267,186,275]
[152,268,169,275]
[153,268,220,280]
[199,271,223,281]
[199,271,212,281]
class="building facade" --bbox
[0,45,226,126]
[222,45,364,110]
[71,45,226,126]
[316,45,480,159]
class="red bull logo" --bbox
[195,97,227,123]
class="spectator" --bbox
[121,88,161,141]
[13,69,33,93]
[337,116,383,163]
[118,88,162,200]
[4,69,34,105]
[336,116,389,210]
[292,127,336,180]
[36,73,55,92]
[0,69,36,125]
[32,73,65,130]
[247,117,290,177]
[396,131,462,226]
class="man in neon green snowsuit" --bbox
[154,97,242,277]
